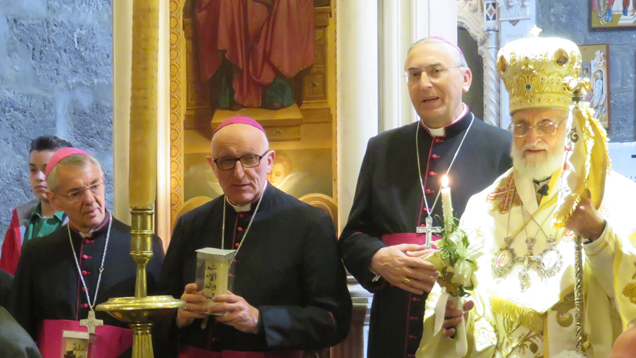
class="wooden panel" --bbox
[304,73,326,100]
[300,105,332,124]
[264,125,301,142]
[183,18,212,130]
[312,32,326,68]
[315,7,331,27]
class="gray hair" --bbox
[47,154,102,193]
[407,37,469,68]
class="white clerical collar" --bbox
[228,200,251,213]
[226,182,268,212]
[421,104,469,137]
[75,211,111,238]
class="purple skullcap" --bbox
[213,116,266,135]
[428,36,464,57]
[45,148,90,178]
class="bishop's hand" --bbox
[370,244,438,295]
[176,283,209,328]
[565,195,606,241]
[442,299,474,338]
[211,292,260,334]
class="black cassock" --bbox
[339,112,512,358]
[10,217,164,339]
[156,184,352,356]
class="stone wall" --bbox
[537,0,636,142]
[0,0,113,244]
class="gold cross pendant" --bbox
[80,310,104,335]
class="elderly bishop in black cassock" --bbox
[338,37,512,358]
[156,116,352,358]
[10,148,164,357]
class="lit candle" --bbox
[441,175,453,230]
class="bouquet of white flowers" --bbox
[426,217,483,356]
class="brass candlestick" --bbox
[97,209,185,358]
[97,0,185,355]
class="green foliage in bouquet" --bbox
[426,217,482,297]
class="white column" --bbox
[336,0,379,230]
[336,7,379,355]
[156,0,171,247]
[379,0,460,132]
[378,1,412,131]
[112,0,132,224]
[483,0,500,127]
[424,0,458,43]
[483,31,500,127]
[498,0,536,128]
[112,0,170,247]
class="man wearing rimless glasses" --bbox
[338,36,512,358]
[420,36,636,358]
[10,148,164,357]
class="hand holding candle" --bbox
[441,175,453,230]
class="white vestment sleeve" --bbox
[584,224,616,299]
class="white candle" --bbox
[441,175,453,229]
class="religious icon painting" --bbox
[591,0,636,28]
[578,44,611,129]
[171,1,338,229]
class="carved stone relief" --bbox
[458,0,535,127]
[499,0,530,20]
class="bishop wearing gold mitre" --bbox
[416,35,636,358]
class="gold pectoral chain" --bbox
[492,195,563,290]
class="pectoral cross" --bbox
[80,310,103,335]
[416,216,441,249]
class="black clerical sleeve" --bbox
[338,137,388,291]
[258,212,350,349]
[153,217,188,358]
[159,216,190,304]
[157,185,351,354]
[10,243,37,338]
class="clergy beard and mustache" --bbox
[511,142,565,181]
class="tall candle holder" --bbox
[97,209,185,358]
[96,0,185,355]
[95,208,185,358]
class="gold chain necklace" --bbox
[491,193,562,291]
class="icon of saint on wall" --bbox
[191,0,316,111]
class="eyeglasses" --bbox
[57,181,103,203]
[508,118,567,137]
[213,151,270,170]
[405,64,463,84]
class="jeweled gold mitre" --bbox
[497,37,581,114]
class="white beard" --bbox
[511,143,564,181]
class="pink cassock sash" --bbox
[179,346,302,358]
[38,319,132,358]
[381,233,441,247]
